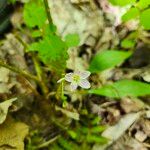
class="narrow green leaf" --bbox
[122,7,139,22]
[89,80,150,98]
[91,126,106,133]
[86,135,108,143]
[65,34,80,47]
[140,8,150,30]
[89,50,132,73]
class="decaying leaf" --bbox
[0,98,17,124]
[102,113,140,141]
[0,67,10,82]
[0,117,29,150]
[55,106,79,120]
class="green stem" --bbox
[32,55,49,96]
[43,0,53,26]
[36,136,60,149]
[15,33,49,96]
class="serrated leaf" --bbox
[89,80,150,98]
[140,8,150,30]
[23,0,46,28]
[137,0,150,9]
[65,34,80,47]
[121,39,136,48]
[28,35,68,73]
[109,0,136,6]
[0,98,17,124]
[122,7,139,22]
[89,50,132,73]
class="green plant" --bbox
[1,0,150,149]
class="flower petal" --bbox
[65,73,73,82]
[70,82,78,91]
[79,79,91,89]
[76,71,91,79]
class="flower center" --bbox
[73,74,80,83]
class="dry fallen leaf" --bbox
[102,112,140,141]
[0,117,29,150]
[0,98,17,124]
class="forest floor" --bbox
[0,0,150,150]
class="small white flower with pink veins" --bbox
[65,71,91,91]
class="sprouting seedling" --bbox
[58,71,91,91]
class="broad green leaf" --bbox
[122,7,139,22]
[140,8,150,30]
[0,98,17,124]
[23,0,46,28]
[65,34,80,47]
[109,0,136,6]
[137,0,150,9]
[89,80,150,98]
[89,50,132,73]
[121,39,136,48]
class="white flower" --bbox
[65,71,91,91]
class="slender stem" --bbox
[36,136,60,149]
[0,60,39,82]
[15,33,49,96]
[43,0,53,25]
[32,55,49,96]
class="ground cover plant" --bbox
[0,0,150,149]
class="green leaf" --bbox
[91,126,106,133]
[122,7,139,22]
[89,80,150,98]
[23,0,46,28]
[109,0,136,6]
[121,39,136,48]
[0,98,17,124]
[28,34,68,73]
[65,34,80,47]
[8,0,17,3]
[86,135,108,143]
[137,0,150,9]
[89,50,132,73]
[140,8,150,30]
[31,30,42,38]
